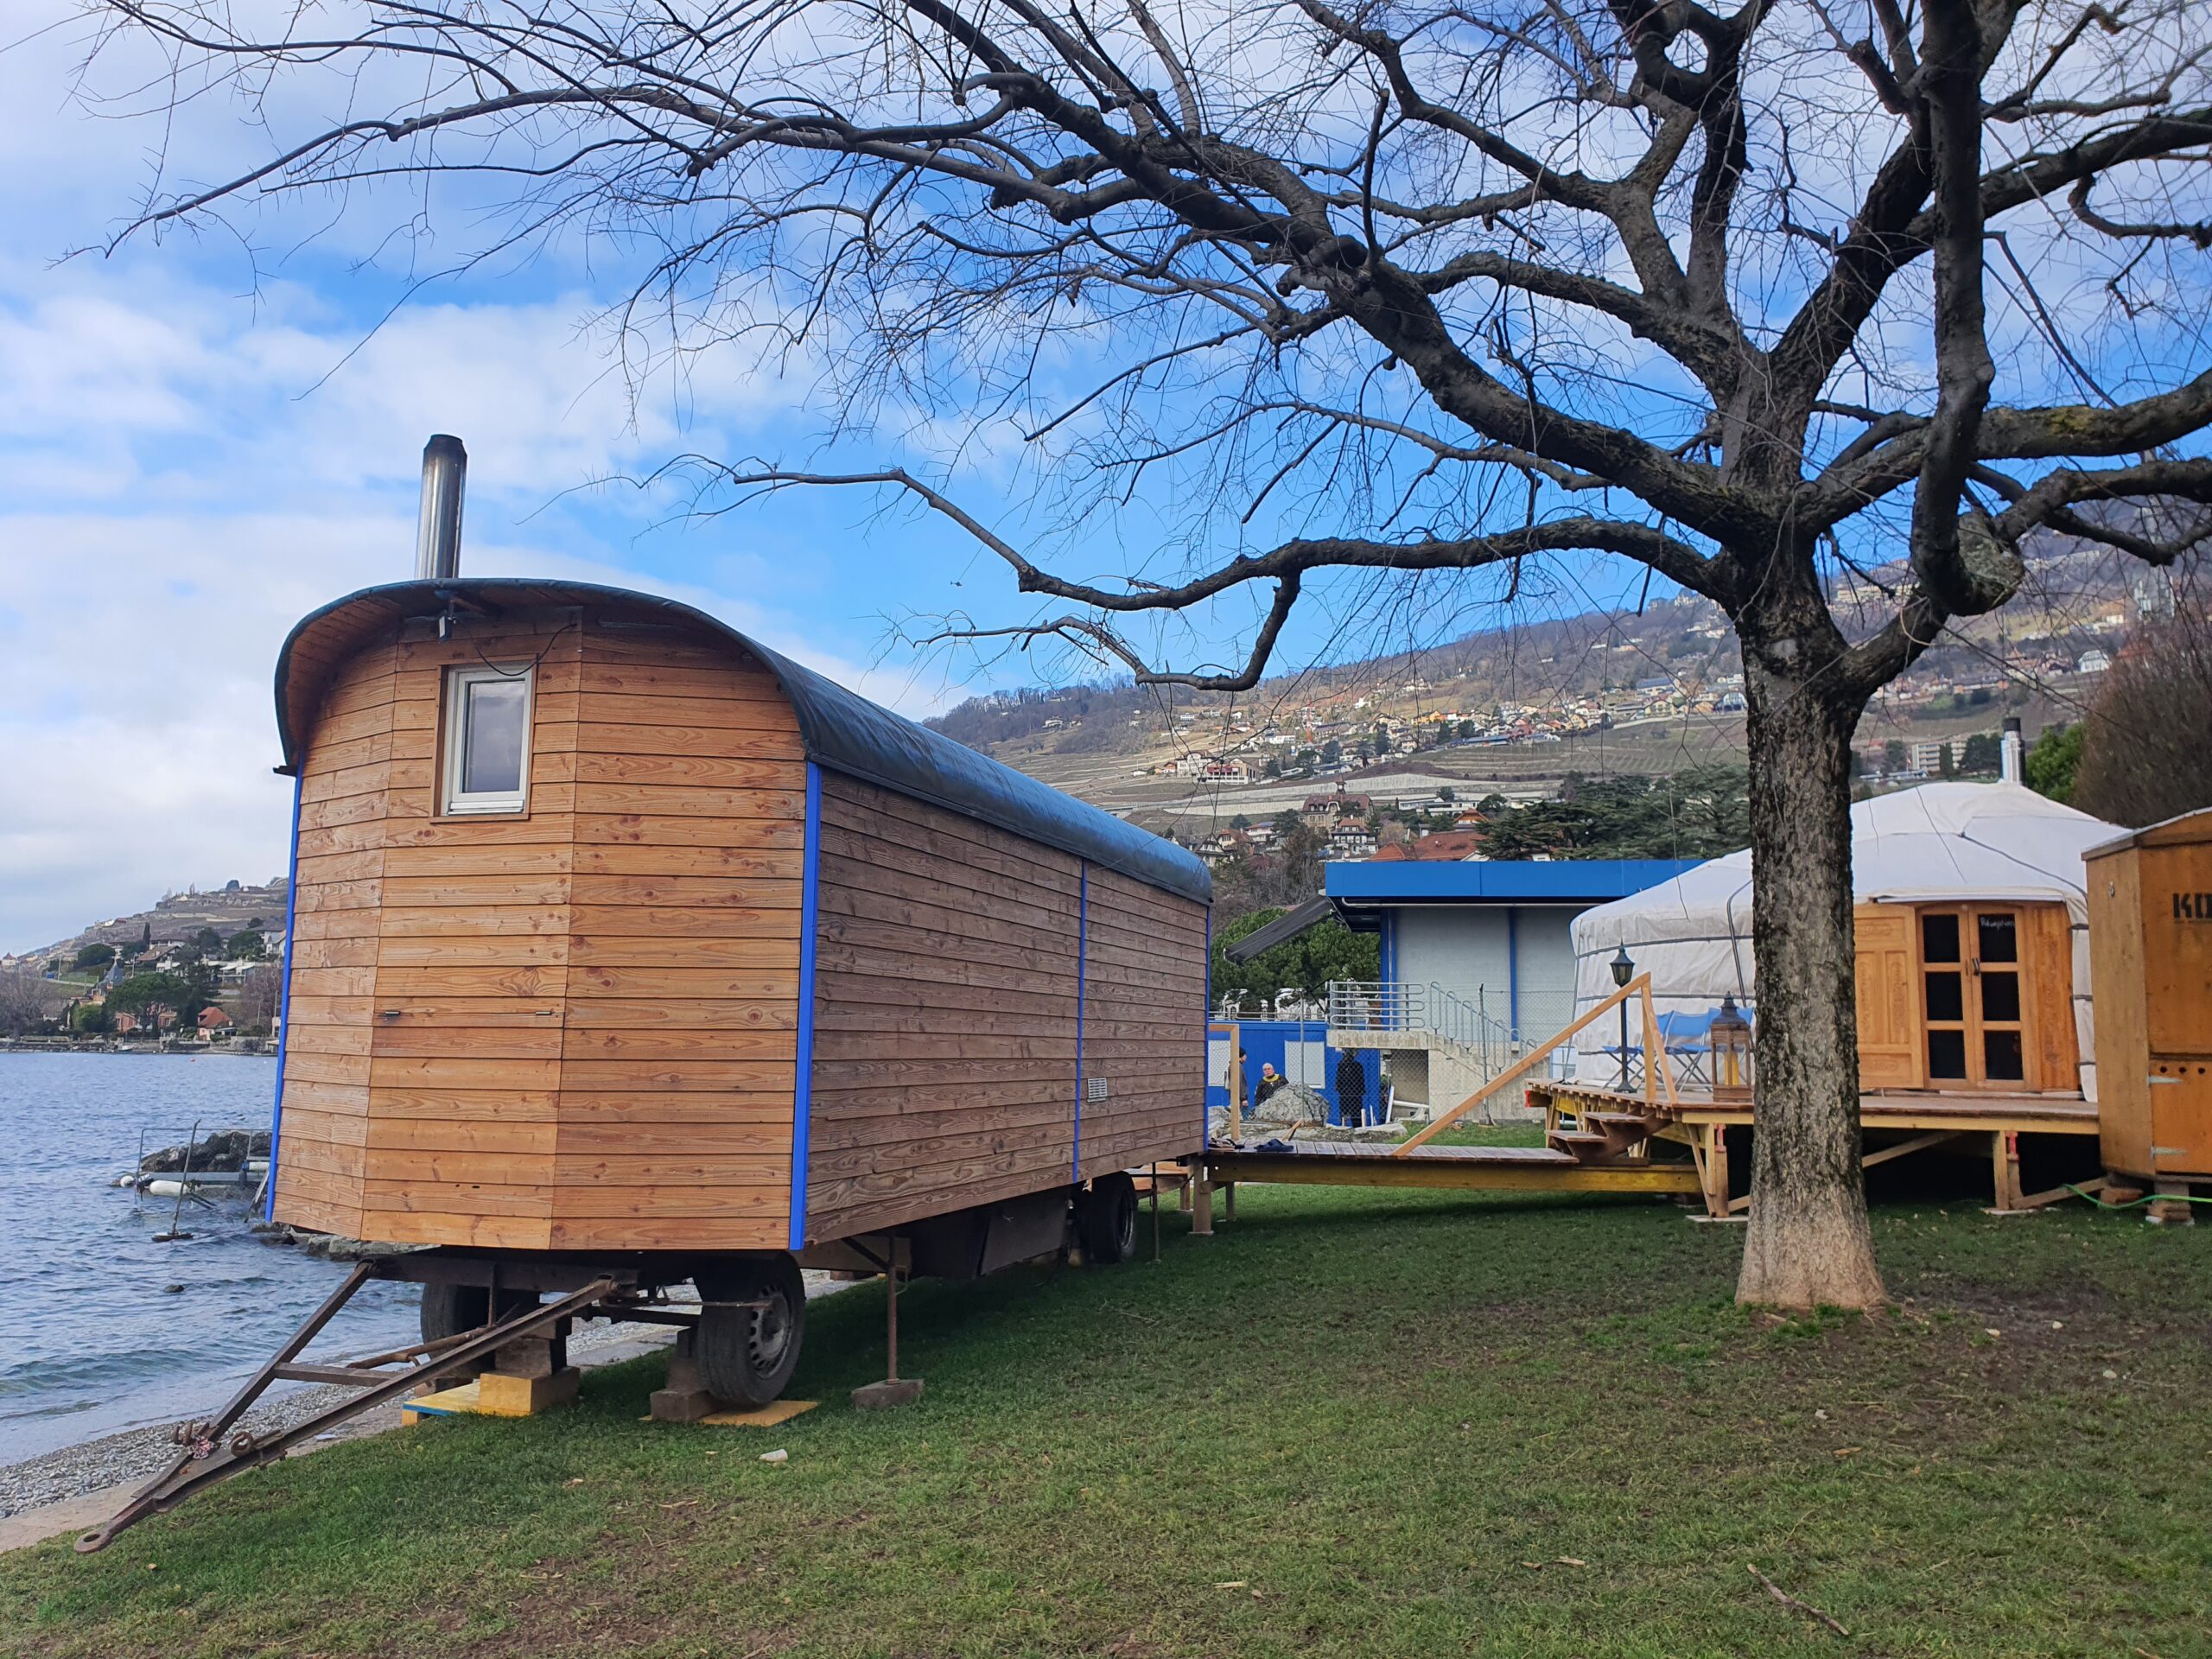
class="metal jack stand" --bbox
[78,1267,616,1552]
[851,1233,923,1409]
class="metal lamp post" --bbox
[1611,945,1635,1092]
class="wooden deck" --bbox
[1190,1082,2103,1226]
[1539,1077,2099,1134]
[1528,1079,2101,1217]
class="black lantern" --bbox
[1610,946,1635,1090]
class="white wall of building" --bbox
[1390,903,1582,1039]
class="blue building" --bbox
[1229,857,1699,1120]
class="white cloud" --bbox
[0,241,956,952]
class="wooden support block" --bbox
[494,1333,568,1380]
[403,1370,579,1422]
[850,1378,924,1409]
[2148,1182,2197,1226]
[1191,1172,1215,1236]
[1989,1130,2023,1212]
[1698,1123,1731,1219]
[1224,1182,1236,1223]
[701,1399,818,1427]
[650,1387,721,1422]
[476,1367,581,1416]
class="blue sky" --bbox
[0,5,1161,949]
[0,3,1682,953]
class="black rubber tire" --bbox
[1079,1172,1139,1265]
[694,1255,807,1408]
[419,1283,537,1345]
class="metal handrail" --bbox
[1326,979,1532,1084]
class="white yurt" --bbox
[1567,781,2124,1099]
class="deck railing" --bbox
[1325,979,1529,1079]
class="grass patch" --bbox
[1424,1121,1548,1147]
[4,1189,2209,1658]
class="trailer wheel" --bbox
[419,1283,537,1345]
[694,1255,806,1408]
[1078,1172,1138,1265]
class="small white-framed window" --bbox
[442,664,533,815]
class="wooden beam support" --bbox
[1860,1129,1966,1170]
[1208,1151,1700,1195]
[2015,1175,2108,1211]
[1394,976,1652,1156]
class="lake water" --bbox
[0,1053,422,1465]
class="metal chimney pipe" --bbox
[414,435,467,580]
[2000,715,2024,785]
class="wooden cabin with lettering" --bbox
[264,575,1210,1406]
[2084,806,2212,1196]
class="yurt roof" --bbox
[1576,781,2119,956]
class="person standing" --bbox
[1252,1062,1285,1113]
[1335,1050,1367,1130]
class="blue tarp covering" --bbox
[273,578,1210,904]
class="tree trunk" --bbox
[1736,662,1887,1310]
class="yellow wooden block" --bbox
[699,1399,818,1428]
[403,1380,482,1425]
[403,1369,580,1423]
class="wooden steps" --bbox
[1548,1106,1669,1166]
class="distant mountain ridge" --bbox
[926,535,2143,781]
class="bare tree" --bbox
[2072,555,2212,825]
[79,0,2212,1306]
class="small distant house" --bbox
[1301,785,1371,827]
[1370,830,1486,862]
[2077,649,2112,674]
[1328,823,1378,859]
[197,1006,233,1036]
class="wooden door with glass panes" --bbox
[1918,906,2032,1089]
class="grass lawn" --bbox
[4,1187,2209,1658]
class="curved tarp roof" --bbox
[1563,781,2119,1096]
[274,578,1211,905]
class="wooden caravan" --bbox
[2085,808,2212,1188]
[264,576,1209,1403]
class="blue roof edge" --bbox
[1324,856,1703,905]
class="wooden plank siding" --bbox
[803,776,1084,1242]
[1078,866,1208,1180]
[550,620,803,1248]
[269,639,397,1241]
[276,609,804,1251]
[273,599,1205,1257]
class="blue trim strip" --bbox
[789,763,823,1250]
[1073,862,1088,1183]
[263,772,304,1222]
[1507,908,1521,1033]
[1202,909,1211,1146]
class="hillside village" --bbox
[931,537,2155,863]
[0,879,288,1043]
